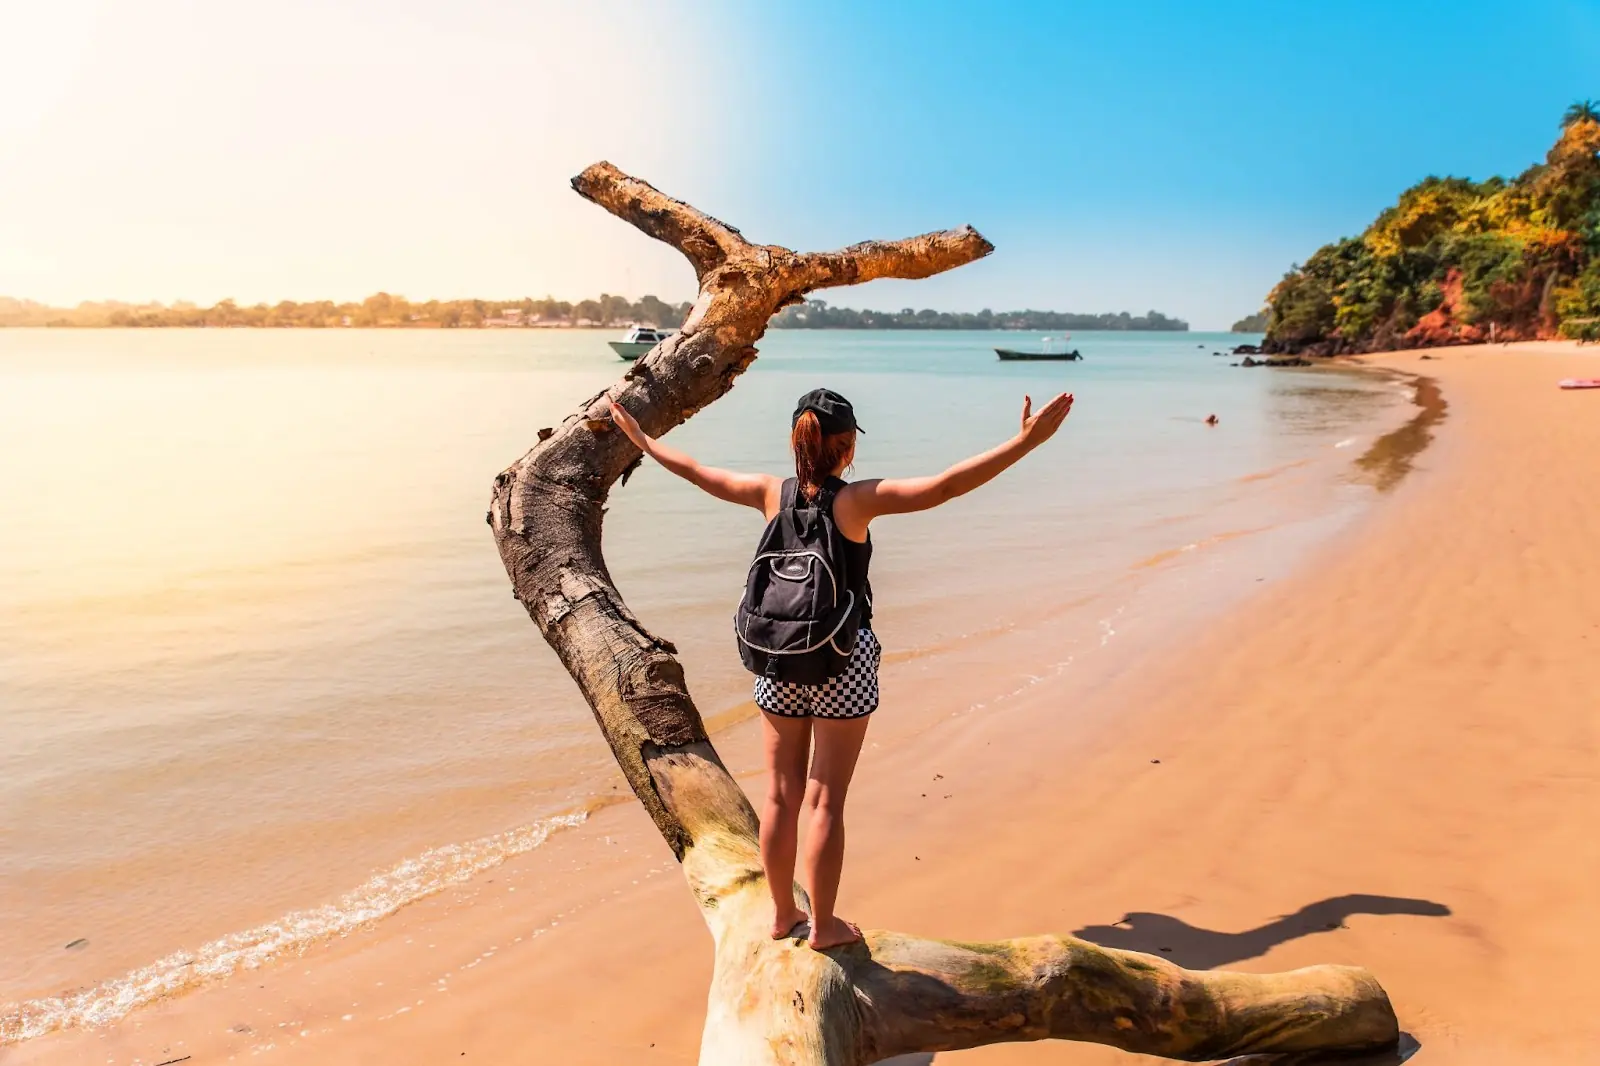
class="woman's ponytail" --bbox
[791,410,854,502]
[792,410,824,501]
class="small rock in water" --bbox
[64,938,88,950]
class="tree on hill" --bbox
[1562,100,1600,128]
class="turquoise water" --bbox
[0,327,1404,1037]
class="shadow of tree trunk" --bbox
[1073,894,1450,970]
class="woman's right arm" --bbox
[607,400,779,513]
[839,393,1073,527]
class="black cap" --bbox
[792,388,864,435]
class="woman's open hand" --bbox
[1019,392,1074,448]
[608,400,651,451]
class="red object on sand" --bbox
[1558,379,1600,389]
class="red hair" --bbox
[791,411,855,502]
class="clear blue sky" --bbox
[3,0,1596,327]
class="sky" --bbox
[1,0,1596,328]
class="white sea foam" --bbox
[1099,605,1126,647]
[0,811,586,1045]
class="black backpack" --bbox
[735,477,862,686]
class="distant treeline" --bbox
[0,293,693,329]
[772,300,1187,331]
[0,293,1189,332]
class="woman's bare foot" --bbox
[771,904,810,940]
[807,915,862,950]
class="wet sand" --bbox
[13,341,1600,1064]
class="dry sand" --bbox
[12,342,1599,1065]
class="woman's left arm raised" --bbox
[608,400,777,513]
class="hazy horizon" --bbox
[0,292,1195,319]
[3,0,1595,329]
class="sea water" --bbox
[0,327,1405,1040]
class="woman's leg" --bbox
[759,711,813,938]
[802,714,872,949]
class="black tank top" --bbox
[818,476,873,628]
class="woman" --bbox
[608,386,1073,949]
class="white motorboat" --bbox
[607,325,673,361]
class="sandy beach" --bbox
[12,340,1600,1066]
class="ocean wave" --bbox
[0,810,587,1046]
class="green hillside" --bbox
[1264,104,1600,353]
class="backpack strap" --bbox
[780,477,800,511]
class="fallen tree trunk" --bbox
[487,163,1400,1065]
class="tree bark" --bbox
[488,164,1400,1065]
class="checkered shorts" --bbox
[753,629,882,719]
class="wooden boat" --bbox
[995,347,1082,361]
[995,334,1081,361]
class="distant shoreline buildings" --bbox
[0,294,1188,332]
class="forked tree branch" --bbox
[489,164,1399,1065]
[571,162,750,282]
[797,227,996,291]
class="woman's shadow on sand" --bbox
[1071,892,1451,970]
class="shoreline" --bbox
[15,342,1599,1063]
[1352,371,1447,492]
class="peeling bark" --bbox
[488,164,1399,1064]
